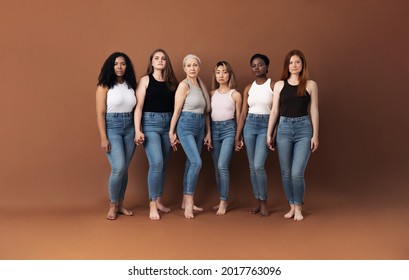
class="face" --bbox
[114,56,126,77]
[184,58,200,78]
[289,55,303,74]
[251,58,267,77]
[215,65,230,85]
[152,51,166,70]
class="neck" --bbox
[153,70,164,81]
[255,76,267,84]
[186,77,198,84]
[116,77,125,84]
[218,84,231,92]
[288,74,299,85]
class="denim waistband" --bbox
[280,115,310,122]
[143,112,172,117]
[247,113,269,119]
[181,111,204,118]
[212,119,235,125]
[106,112,133,117]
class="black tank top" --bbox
[143,74,175,112]
[279,80,310,117]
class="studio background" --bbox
[1,0,408,259]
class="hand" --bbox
[267,135,275,151]
[169,132,179,151]
[101,139,110,153]
[311,136,319,152]
[234,137,244,152]
[204,134,212,151]
[134,131,145,146]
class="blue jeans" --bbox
[142,112,172,201]
[177,112,205,195]
[243,113,270,200]
[276,115,312,205]
[105,112,136,203]
[211,119,235,201]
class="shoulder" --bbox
[139,75,150,86]
[176,80,190,94]
[306,80,318,93]
[273,80,285,93]
[231,90,242,101]
[307,80,318,89]
[96,85,109,95]
[269,79,275,91]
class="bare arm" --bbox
[169,81,189,151]
[267,81,284,150]
[96,85,110,152]
[232,90,242,126]
[134,75,149,145]
[308,80,319,152]
[235,84,251,151]
[204,111,212,151]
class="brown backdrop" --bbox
[1,0,408,259]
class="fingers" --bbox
[234,140,244,151]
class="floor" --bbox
[1,176,407,260]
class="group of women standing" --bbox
[96,49,319,222]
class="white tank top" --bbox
[247,78,273,114]
[211,89,235,121]
[106,82,136,113]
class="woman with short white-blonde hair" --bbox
[169,54,211,219]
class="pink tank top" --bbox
[211,89,235,121]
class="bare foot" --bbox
[181,201,203,211]
[284,204,295,219]
[117,201,133,216]
[149,202,160,220]
[294,205,304,221]
[213,204,220,210]
[106,203,117,220]
[184,204,195,219]
[284,210,295,219]
[249,205,260,214]
[259,200,269,217]
[156,197,171,213]
[117,206,133,216]
[183,195,195,219]
[216,201,228,216]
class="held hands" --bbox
[204,133,212,151]
[267,135,275,151]
[234,137,244,152]
[134,131,145,146]
[169,132,180,151]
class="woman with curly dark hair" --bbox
[96,52,137,220]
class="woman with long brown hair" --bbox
[134,49,178,220]
[267,49,319,221]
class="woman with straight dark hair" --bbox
[134,49,178,220]
[235,53,274,217]
[96,52,137,220]
[267,49,319,221]
[210,61,242,215]
[169,54,212,219]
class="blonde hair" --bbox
[182,54,211,113]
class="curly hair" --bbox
[97,52,137,90]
